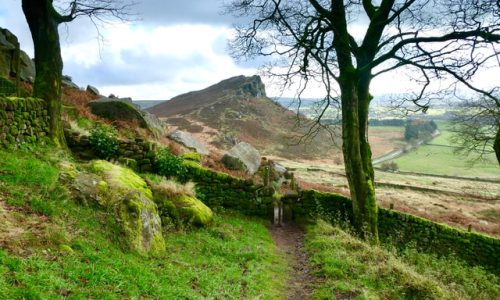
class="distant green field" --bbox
[393,121,500,178]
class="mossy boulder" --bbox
[152,180,213,227]
[90,160,165,255]
[91,160,153,200]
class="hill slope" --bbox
[148,75,340,159]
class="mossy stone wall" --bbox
[183,161,271,218]
[66,131,158,173]
[296,189,500,274]
[0,96,49,148]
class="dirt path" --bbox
[269,223,314,300]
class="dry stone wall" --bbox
[0,96,49,148]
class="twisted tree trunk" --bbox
[22,0,66,147]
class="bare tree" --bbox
[450,95,500,164]
[226,0,500,240]
[21,0,134,147]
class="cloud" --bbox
[59,23,257,99]
[0,0,260,100]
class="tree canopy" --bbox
[227,0,500,240]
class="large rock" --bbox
[152,180,213,227]
[86,85,100,96]
[168,130,209,155]
[62,75,79,89]
[221,142,261,174]
[0,27,35,83]
[88,97,166,137]
[89,160,165,255]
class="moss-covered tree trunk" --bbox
[22,0,66,147]
[339,72,378,241]
[495,124,500,165]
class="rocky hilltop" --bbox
[148,75,340,159]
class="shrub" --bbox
[380,161,399,172]
[89,125,119,159]
[154,148,188,181]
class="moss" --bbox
[97,180,108,193]
[117,191,166,255]
[59,244,75,255]
[181,152,202,162]
[91,160,153,200]
[154,188,213,227]
[58,161,78,181]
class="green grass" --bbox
[392,121,500,178]
[393,144,500,177]
[306,220,500,299]
[0,148,287,299]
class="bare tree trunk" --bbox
[22,0,66,147]
[340,73,378,241]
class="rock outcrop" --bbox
[168,130,209,155]
[221,142,261,174]
[86,85,100,96]
[88,97,167,137]
[0,27,35,83]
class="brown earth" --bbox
[269,224,314,300]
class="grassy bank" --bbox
[0,148,287,299]
[305,220,500,299]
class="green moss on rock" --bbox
[152,180,213,227]
[91,160,153,200]
[117,191,166,255]
[89,160,165,255]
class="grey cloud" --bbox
[136,0,237,26]
[63,48,209,87]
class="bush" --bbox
[380,161,399,172]
[89,125,119,159]
[154,148,188,181]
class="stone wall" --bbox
[295,189,500,275]
[0,96,49,148]
[65,130,158,173]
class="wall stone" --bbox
[0,96,49,148]
[65,130,159,173]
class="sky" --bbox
[0,0,498,101]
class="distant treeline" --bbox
[404,119,438,141]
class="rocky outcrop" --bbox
[86,85,100,96]
[88,97,167,137]
[221,142,261,174]
[168,130,209,155]
[147,75,267,118]
[0,27,35,83]
[62,75,79,89]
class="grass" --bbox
[306,220,500,299]
[0,147,287,299]
[393,144,500,178]
[392,121,500,178]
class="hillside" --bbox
[147,75,341,159]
